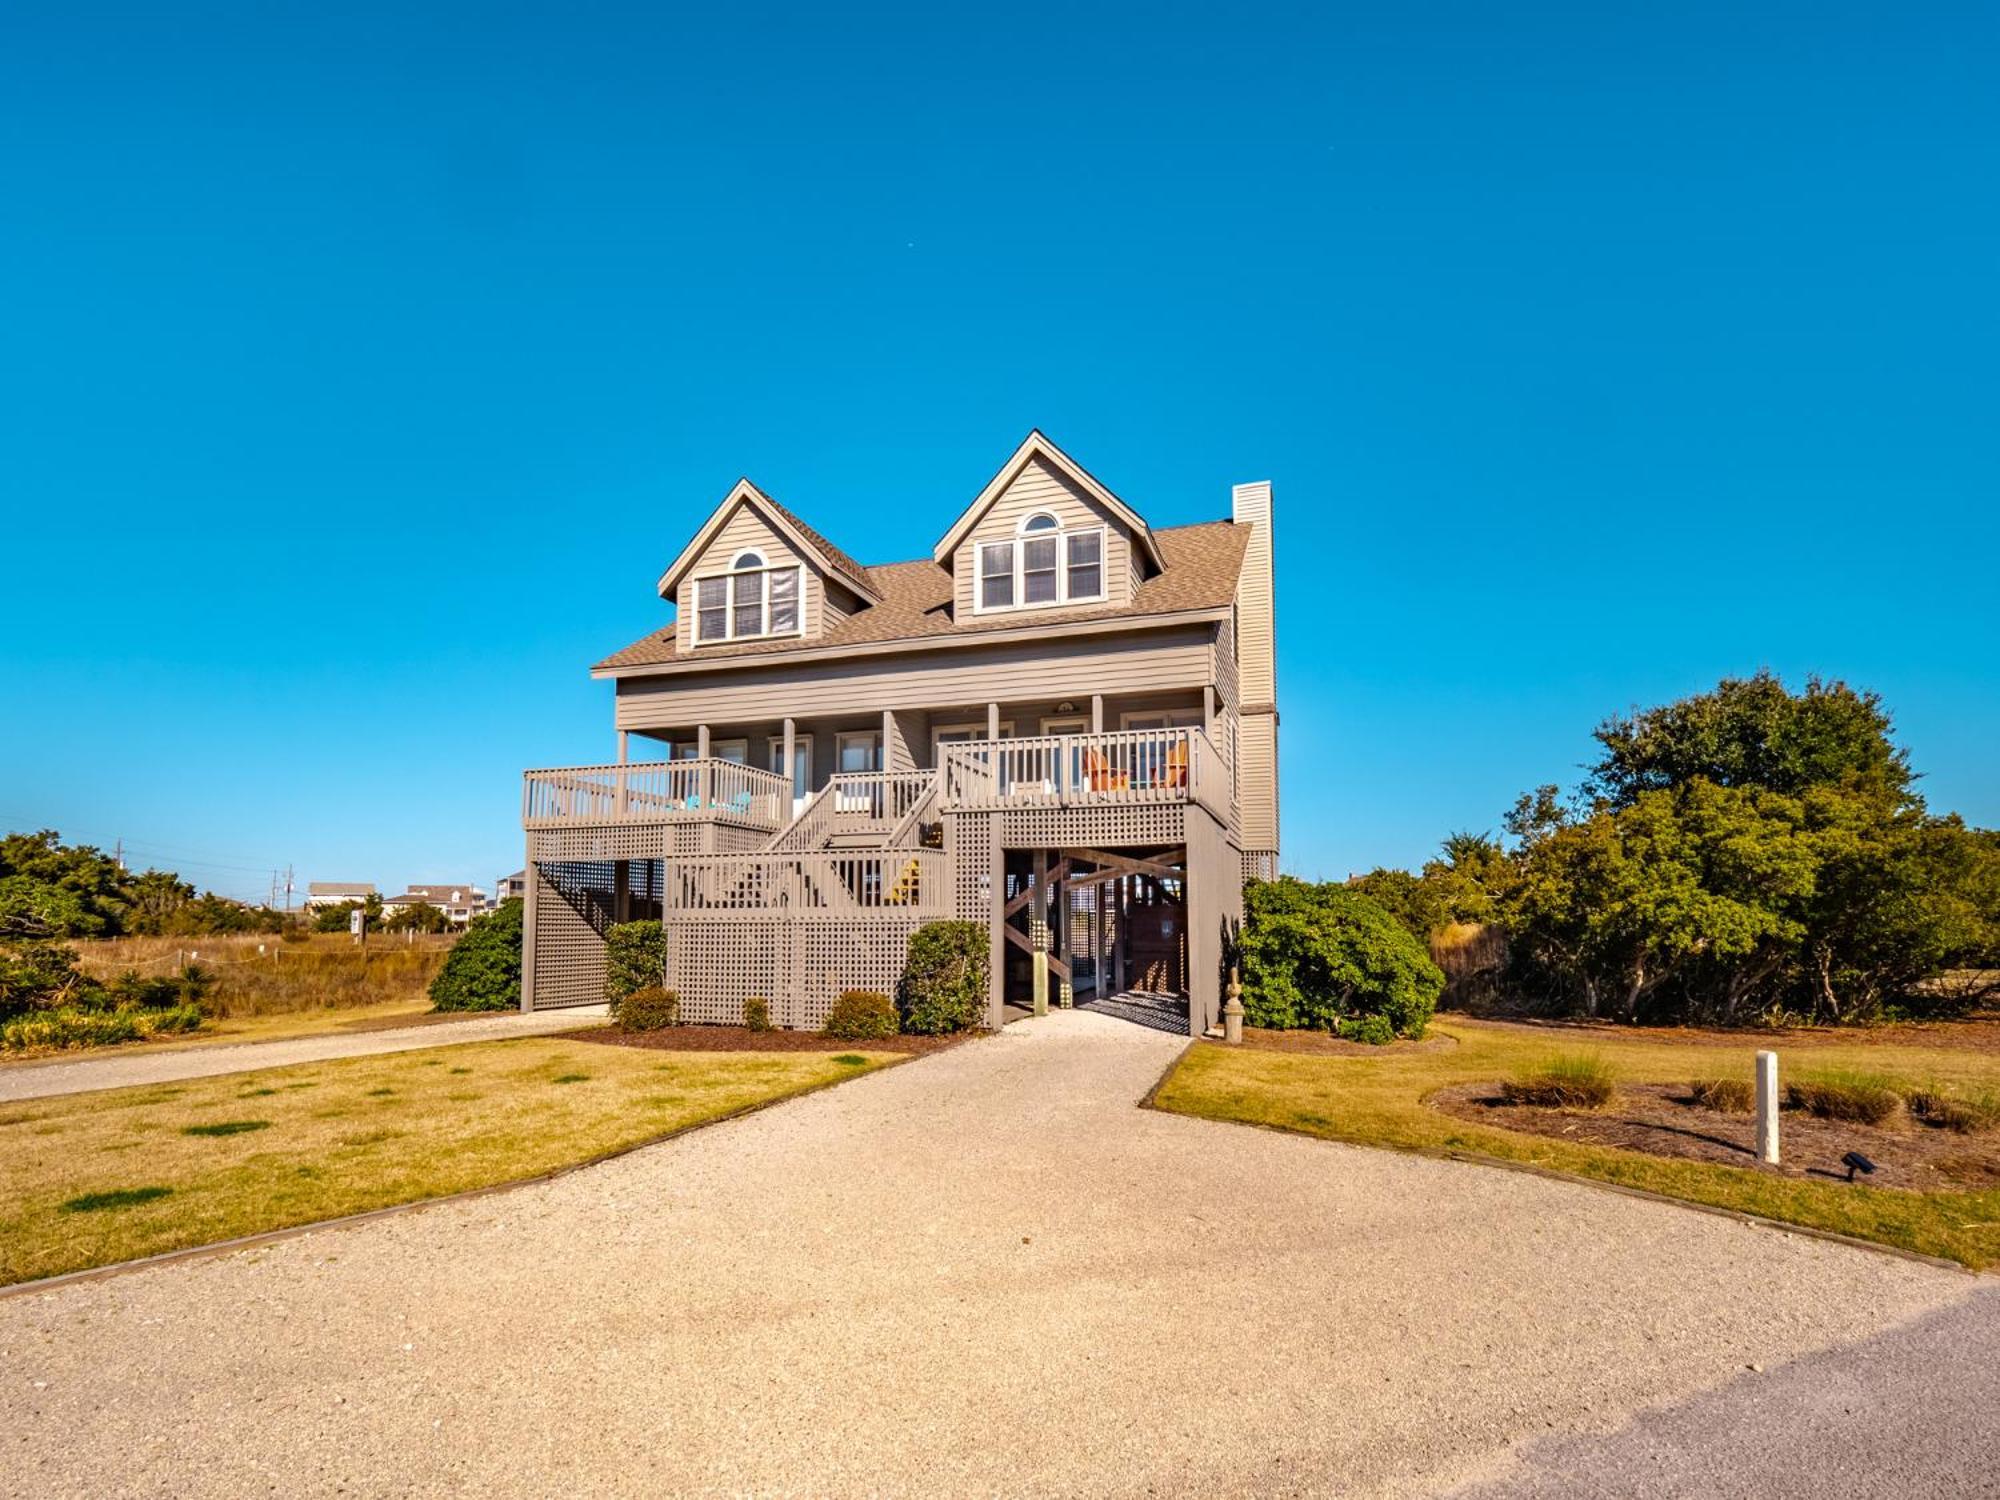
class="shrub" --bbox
[897,920,988,1035]
[743,995,772,1032]
[617,987,680,1031]
[1907,1083,2000,1134]
[145,1002,204,1035]
[429,898,522,1012]
[1336,1014,1395,1046]
[1785,1070,1901,1125]
[823,989,896,1041]
[1501,1053,1616,1108]
[2,1007,143,1051]
[1240,878,1444,1038]
[1689,1077,1755,1113]
[604,922,668,1005]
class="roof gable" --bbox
[933,431,1164,573]
[656,479,880,603]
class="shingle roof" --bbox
[754,491,878,601]
[596,519,1250,673]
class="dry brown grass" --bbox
[1689,1077,1755,1112]
[0,1036,903,1285]
[75,933,453,1020]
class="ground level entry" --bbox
[1000,846,1189,1021]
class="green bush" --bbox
[823,989,896,1041]
[1785,1069,1901,1125]
[743,996,772,1032]
[429,898,522,1012]
[1689,1077,1755,1112]
[604,922,668,1005]
[1336,1014,1395,1046]
[1502,1053,1617,1108]
[2,1007,143,1051]
[1240,878,1444,1038]
[897,920,988,1034]
[617,986,680,1031]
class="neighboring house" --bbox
[496,870,529,904]
[384,884,491,928]
[519,431,1278,1034]
[304,881,376,912]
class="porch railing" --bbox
[664,849,950,916]
[522,759,792,830]
[825,769,936,826]
[939,727,1229,822]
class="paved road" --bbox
[0,1006,608,1102]
[1,1010,1989,1498]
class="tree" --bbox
[429,899,523,1012]
[313,901,362,934]
[1500,674,1998,1024]
[0,831,127,937]
[382,901,448,935]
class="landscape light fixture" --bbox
[1841,1151,1877,1184]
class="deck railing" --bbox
[522,759,791,830]
[663,849,949,916]
[825,769,936,826]
[940,727,1229,822]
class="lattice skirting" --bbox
[997,803,1185,848]
[528,864,608,1009]
[1243,849,1278,882]
[944,812,992,921]
[662,915,929,1030]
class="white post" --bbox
[1756,1050,1780,1165]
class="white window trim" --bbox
[691,561,806,645]
[969,522,1109,616]
[1040,716,1090,737]
[834,729,882,774]
[1118,709,1203,731]
[931,720,1015,761]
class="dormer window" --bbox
[974,513,1107,614]
[695,550,803,644]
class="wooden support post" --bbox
[987,701,1001,742]
[696,724,711,808]
[988,834,1006,1029]
[1757,1051,1780,1164]
[1203,685,1217,737]
[520,862,538,1012]
[613,860,630,923]
[881,708,894,770]
[782,718,797,806]
[1090,694,1104,733]
[616,729,629,765]
[1031,850,1049,1017]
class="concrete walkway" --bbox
[0,1006,607,1102]
[1,1010,1990,1497]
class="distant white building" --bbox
[384,883,491,928]
[304,881,376,911]
[496,870,528,904]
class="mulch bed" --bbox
[557,1025,968,1056]
[1447,1011,2000,1055]
[1430,1081,2000,1192]
[1241,1027,1457,1058]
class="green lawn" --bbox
[0,1037,899,1286]
[1152,1018,2000,1270]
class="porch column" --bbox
[1090,694,1103,733]
[519,860,538,1012]
[616,730,629,764]
[986,701,1000,741]
[696,724,711,808]
[881,708,894,769]
[781,718,796,802]
[1203,685,1217,737]
[987,830,1007,1029]
[1031,850,1050,1017]
[696,724,710,759]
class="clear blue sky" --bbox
[3,2,1994,902]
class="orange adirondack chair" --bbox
[1163,740,1189,790]
[1083,747,1130,792]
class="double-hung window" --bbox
[973,513,1108,613]
[694,551,804,644]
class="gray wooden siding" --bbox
[949,456,1136,618]
[615,625,1218,730]
[672,502,826,652]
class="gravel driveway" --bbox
[1,1010,1988,1498]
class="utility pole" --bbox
[283,865,294,914]
[114,838,126,872]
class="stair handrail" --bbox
[761,781,837,853]
[883,772,943,850]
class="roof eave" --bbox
[590,604,1230,681]
[931,430,1167,573]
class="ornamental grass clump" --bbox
[1907,1083,2000,1134]
[743,996,773,1033]
[1689,1077,1755,1113]
[1785,1069,1901,1126]
[1501,1052,1616,1109]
